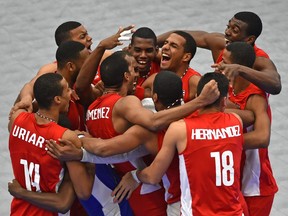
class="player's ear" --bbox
[152,92,158,103]
[124,72,130,81]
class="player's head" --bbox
[224,42,256,68]
[129,27,158,74]
[197,72,229,109]
[34,73,71,111]
[225,11,262,46]
[153,70,183,111]
[173,31,197,60]
[161,30,197,71]
[55,21,92,50]
[234,11,262,39]
[56,41,89,84]
[100,51,138,95]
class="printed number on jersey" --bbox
[20,159,40,191]
[210,151,234,186]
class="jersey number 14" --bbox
[20,159,41,191]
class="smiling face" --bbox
[69,25,93,50]
[160,33,187,72]
[224,17,250,45]
[129,37,158,76]
[125,55,139,95]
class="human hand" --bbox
[9,97,34,119]
[98,25,135,50]
[94,80,105,93]
[111,171,139,203]
[198,79,220,105]
[45,139,83,161]
[8,179,25,199]
[211,63,240,86]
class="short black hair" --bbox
[100,51,131,88]
[34,73,64,109]
[234,11,262,39]
[226,42,256,68]
[131,27,157,46]
[56,41,85,69]
[197,72,229,107]
[55,21,82,46]
[173,31,197,61]
[153,70,183,108]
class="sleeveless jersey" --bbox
[228,83,278,196]
[86,93,167,216]
[9,112,67,216]
[67,96,86,131]
[182,68,201,103]
[180,112,244,215]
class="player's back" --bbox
[9,112,67,216]
[180,112,244,216]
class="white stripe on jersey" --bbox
[179,155,193,216]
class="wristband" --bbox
[77,134,85,138]
[130,170,141,184]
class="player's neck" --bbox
[35,110,58,124]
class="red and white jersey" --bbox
[86,93,167,215]
[229,83,278,196]
[9,112,67,216]
[180,112,244,216]
[182,67,201,103]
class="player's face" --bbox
[129,37,157,75]
[59,78,72,113]
[161,33,186,72]
[125,55,139,95]
[224,17,250,45]
[71,48,91,83]
[69,25,93,51]
[221,48,233,64]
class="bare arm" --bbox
[83,125,153,156]
[8,173,75,213]
[62,130,94,200]
[11,62,57,114]
[243,94,271,149]
[212,58,281,95]
[118,79,220,132]
[75,25,134,108]
[244,56,281,94]
[225,108,254,128]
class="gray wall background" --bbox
[0,0,287,215]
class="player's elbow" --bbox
[257,134,270,148]
[76,189,91,200]
[142,173,161,185]
[57,204,71,214]
[54,197,74,213]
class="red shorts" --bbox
[245,195,275,216]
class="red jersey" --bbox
[157,131,181,205]
[86,93,167,216]
[67,96,86,131]
[182,68,201,103]
[9,112,67,216]
[216,44,269,63]
[135,61,160,100]
[228,84,278,196]
[181,112,244,215]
